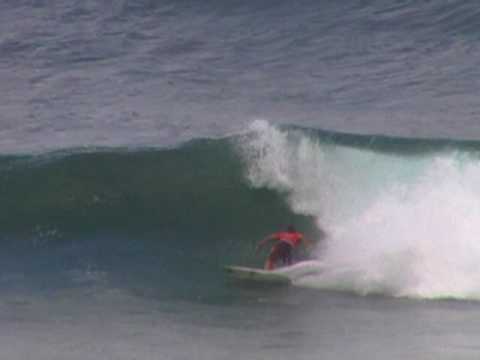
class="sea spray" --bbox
[240,120,480,299]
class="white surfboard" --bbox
[224,265,291,284]
[224,260,324,285]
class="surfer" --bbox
[256,225,310,270]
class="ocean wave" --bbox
[3,121,480,299]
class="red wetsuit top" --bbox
[275,232,303,247]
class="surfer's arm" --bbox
[255,234,278,252]
[301,236,315,249]
[302,237,312,247]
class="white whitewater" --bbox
[240,120,480,299]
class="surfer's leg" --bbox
[281,251,288,266]
[265,245,281,270]
[277,242,293,266]
[285,251,292,266]
[264,257,275,270]
[286,244,293,265]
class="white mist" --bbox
[241,120,480,299]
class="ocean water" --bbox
[2,0,480,359]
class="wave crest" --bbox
[240,120,480,299]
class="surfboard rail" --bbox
[224,265,292,285]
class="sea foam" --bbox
[241,120,480,299]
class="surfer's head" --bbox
[287,225,296,233]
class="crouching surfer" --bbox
[256,225,311,270]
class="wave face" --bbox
[0,137,315,298]
[3,121,480,300]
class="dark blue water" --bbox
[2,1,480,359]
[1,0,480,153]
